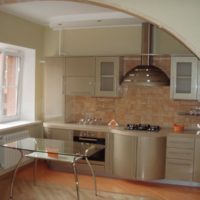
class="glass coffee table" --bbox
[1,137,104,200]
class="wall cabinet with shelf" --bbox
[170,56,198,100]
[95,57,122,97]
[65,56,122,97]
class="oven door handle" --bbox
[79,137,98,142]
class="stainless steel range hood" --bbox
[122,23,170,86]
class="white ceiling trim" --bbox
[49,11,139,30]
[51,23,141,31]
[50,11,134,23]
[0,1,144,30]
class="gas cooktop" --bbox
[125,124,160,132]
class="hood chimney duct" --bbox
[122,23,170,86]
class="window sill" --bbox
[0,120,41,132]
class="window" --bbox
[0,50,22,122]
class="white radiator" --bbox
[0,130,30,169]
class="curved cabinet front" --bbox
[111,133,137,179]
[136,136,166,180]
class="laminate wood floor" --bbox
[15,161,200,200]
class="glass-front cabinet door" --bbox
[170,57,198,100]
[95,57,120,97]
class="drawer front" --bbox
[193,137,200,182]
[167,137,194,149]
[165,158,193,181]
[166,148,194,160]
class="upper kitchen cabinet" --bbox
[65,57,95,96]
[65,56,123,97]
[44,57,65,121]
[95,57,122,97]
[170,57,198,100]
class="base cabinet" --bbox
[193,136,200,182]
[165,135,195,181]
[42,124,200,185]
[111,133,137,179]
[44,128,73,141]
[136,136,166,180]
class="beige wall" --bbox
[1,0,200,56]
[67,87,200,128]
[90,0,200,57]
[44,26,142,56]
[154,27,192,55]
[44,26,191,57]
[0,11,44,120]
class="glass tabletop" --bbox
[1,137,104,157]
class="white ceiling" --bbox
[0,1,144,30]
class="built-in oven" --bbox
[73,131,105,166]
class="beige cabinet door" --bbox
[193,136,200,182]
[112,133,137,179]
[170,56,198,100]
[95,57,121,97]
[65,77,95,96]
[137,136,166,180]
[44,57,65,121]
[66,56,95,77]
[165,135,195,181]
[44,128,73,141]
[65,56,95,96]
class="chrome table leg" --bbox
[72,157,80,200]
[10,150,24,200]
[85,157,97,196]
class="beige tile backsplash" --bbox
[65,56,200,128]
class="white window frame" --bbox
[0,49,23,122]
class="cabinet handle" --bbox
[167,161,192,166]
[62,76,66,95]
[167,152,192,156]
[79,137,98,142]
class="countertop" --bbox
[43,122,198,137]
